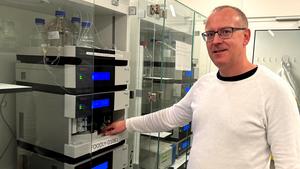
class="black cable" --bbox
[0,94,16,137]
[0,94,16,162]
[0,136,14,162]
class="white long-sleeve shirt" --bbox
[126,65,300,169]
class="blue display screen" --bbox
[91,161,108,169]
[184,87,191,93]
[182,124,190,132]
[91,99,110,109]
[184,71,193,77]
[92,72,110,81]
[180,140,190,149]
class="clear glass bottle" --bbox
[47,10,72,47]
[77,21,94,48]
[71,16,81,46]
[30,18,47,47]
[2,19,17,51]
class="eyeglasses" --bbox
[201,27,246,42]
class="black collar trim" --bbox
[217,66,258,81]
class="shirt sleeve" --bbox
[266,79,300,169]
[125,80,197,133]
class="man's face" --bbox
[205,8,249,69]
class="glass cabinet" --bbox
[0,0,130,169]
[128,0,205,168]
[0,0,206,168]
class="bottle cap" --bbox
[81,21,92,28]
[35,18,45,25]
[55,10,65,17]
[71,17,81,23]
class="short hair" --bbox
[212,5,248,28]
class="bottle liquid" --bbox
[47,10,72,47]
[30,18,47,47]
[77,21,94,48]
[70,16,81,46]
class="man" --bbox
[104,5,300,169]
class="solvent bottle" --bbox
[77,21,94,48]
[30,18,47,47]
[71,16,81,46]
[47,10,72,47]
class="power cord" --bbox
[41,45,72,94]
[34,20,71,94]
[0,94,16,162]
[0,95,15,137]
[0,136,14,162]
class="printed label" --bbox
[91,136,120,152]
[48,31,60,40]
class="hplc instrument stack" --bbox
[15,45,130,168]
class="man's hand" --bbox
[103,120,126,135]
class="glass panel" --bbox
[252,29,300,110]
[140,19,163,115]
[136,0,199,168]
[0,0,96,168]
[158,1,195,168]
[90,1,129,168]
[137,0,166,168]
[0,0,131,168]
[0,2,20,168]
[194,12,208,77]
[160,0,195,108]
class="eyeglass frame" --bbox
[201,27,246,42]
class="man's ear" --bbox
[243,28,251,46]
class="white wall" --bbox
[243,0,300,18]
[178,0,300,18]
[178,0,243,17]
